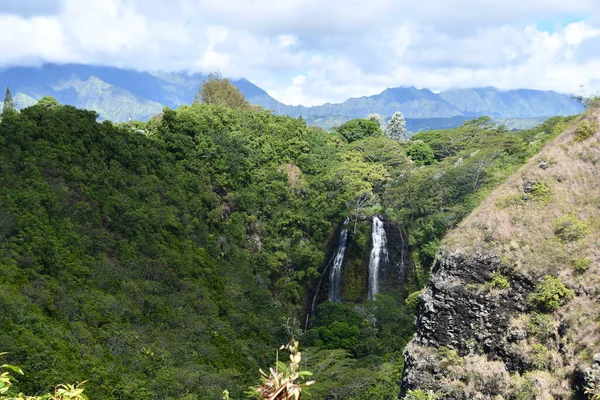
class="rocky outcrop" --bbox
[400,251,535,398]
[412,252,533,364]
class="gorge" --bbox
[0,83,593,399]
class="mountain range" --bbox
[0,64,583,130]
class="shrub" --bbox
[525,313,553,341]
[405,290,423,310]
[572,257,592,273]
[553,214,589,243]
[486,271,510,290]
[530,181,552,203]
[574,120,597,142]
[529,344,551,369]
[514,376,537,400]
[495,194,524,210]
[527,276,574,313]
[437,347,463,368]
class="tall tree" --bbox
[2,87,16,115]
[385,111,407,142]
[193,72,253,111]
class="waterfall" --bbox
[328,217,350,302]
[368,216,388,300]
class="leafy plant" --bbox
[572,257,592,273]
[436,347,463,369]
[0,354,87,400]
[530,181,552,203]
[525,313,553,341]
[527,276,574,313]
[495,194,524,210]
[405,290,423,310]
[574,120,598,142]
[584,369,600,400]
[246,340,314,400]
[486,271,510,290]
[554,214,589,243]
[529,344,550,369]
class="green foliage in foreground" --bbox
[1,356,87,400]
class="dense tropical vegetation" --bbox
[0,78,572,398]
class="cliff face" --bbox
[381,221,413,295]
[401,105,600,399]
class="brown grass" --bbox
[444,105,600,283]
[440,105,600,390]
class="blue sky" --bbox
[0,0,599,106]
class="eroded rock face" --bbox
[380,221,414,295]
[400,251,535,397]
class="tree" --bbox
[2,87,16,115]
[335,118,382,143]
[366,113,383,128]
[37,96,61,109]
[193,72,254,111]
[385,111,407,142]
[407,140,435,166]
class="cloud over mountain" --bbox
[1,0,599,106]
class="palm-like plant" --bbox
[247,340,314,400]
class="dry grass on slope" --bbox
[440,105,600,390]
[443,105,600,286]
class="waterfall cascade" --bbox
[367,216,388,300]
[328,217,350,302]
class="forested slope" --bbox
[0,101,358,398]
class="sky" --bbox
[1,0,600,106]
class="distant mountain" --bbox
[265,86,464,119]
[261,86,582,120]
[0,64,584,128]
[438,87,582,118]
[0,64,275,122]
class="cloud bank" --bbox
[1,0,599,105]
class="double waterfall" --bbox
[368,216,388,300]
[328,218,349,302]
[313,216,390,313]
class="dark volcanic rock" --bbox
[400,251,534,396]
[380,221,414,295]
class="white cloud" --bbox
[1,0,600,105]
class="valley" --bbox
[1,74,594,399]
